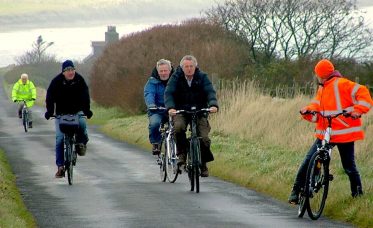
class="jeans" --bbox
[173,114,214,163]
[55,112,89,167]
[148,112,167,144]
[293,138,363,196]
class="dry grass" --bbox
[96,80,373,227]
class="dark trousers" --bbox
[293,138,362,196]
[173,114,214,163]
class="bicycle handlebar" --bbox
[148,106,167,111]
[174,108,212,115]
[300,110,352,119]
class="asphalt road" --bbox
[0,80,352,228]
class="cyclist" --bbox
[144,59,173,155]
[45,60,93,178]
[165,55,218,177]
[288,59,373,204]
[11,73,36,128]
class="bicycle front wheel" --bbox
[166,135,179,183]
[157,139,166,182]
[65,141,74,185]
[306,151,329,220]
[22,111,28,132]
[297,189,307,218]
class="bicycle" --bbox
[176,107,211,193]
[298,110,351,220]
[55,114,81,185]
[149,107,180,183]
[15,100,31,132]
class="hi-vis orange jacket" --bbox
[302,75,373,143]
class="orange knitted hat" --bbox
[314,59,334,79]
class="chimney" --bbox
[105,26,119,44]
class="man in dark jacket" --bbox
[144,59,173,155]
[164,55,218,177]
[45,60,93,178]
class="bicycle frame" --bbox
[298,110,349,220]
[177,107,211,193]
[16,100,29,132]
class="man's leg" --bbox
[18,103,23,118]
[75,114,89,156]
[55,119,65,178]
[173,115,188,165]
[148,113,162,155]
[28,109,33,128]
[337,142,363,197]
[197,116,212,177]
[288,139,320,203]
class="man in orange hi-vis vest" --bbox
[288,59,373,204]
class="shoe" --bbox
[28,122,33,128]
[288,189,300,204]
[152,143,160,155]
[200,164,209,177]
[352,186,364,198]
[177,153,186,166]
[75,143,87,156]
[55,166,65,178]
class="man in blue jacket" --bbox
[144,59,173,155]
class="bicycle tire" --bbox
[297,189,308,218]
[166,135,179,183]
[192,139,201,193]
[65,140,74,185]
[187,147,195,191]
[22,110,28,132]
[159,140,167,182]
[306,151,329,220]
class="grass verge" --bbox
[0,150,37,227]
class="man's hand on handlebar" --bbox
[168,108,177,116]
[209,106,218,113]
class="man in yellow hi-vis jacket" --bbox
[12,73,36,128]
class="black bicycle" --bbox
[57,114,81,185]
[298,110,351,220]
[16,100,30,132]
[177,107,211,193]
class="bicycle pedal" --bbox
[328,174,334,181]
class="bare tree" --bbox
[15,35,56,65]
[205,0,373,62]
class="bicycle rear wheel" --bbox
[306,151,329,220]
[166,136,179,183]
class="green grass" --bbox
[0,150,37,227]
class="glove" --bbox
[350,111,361,119]
[85,110,93,119]
[44,112,52,120]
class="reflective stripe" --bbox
[334,79,342,112]
[357,100,372,109]
[316,126,362,135]
[351,83,360,104]
[336,117,350,127]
